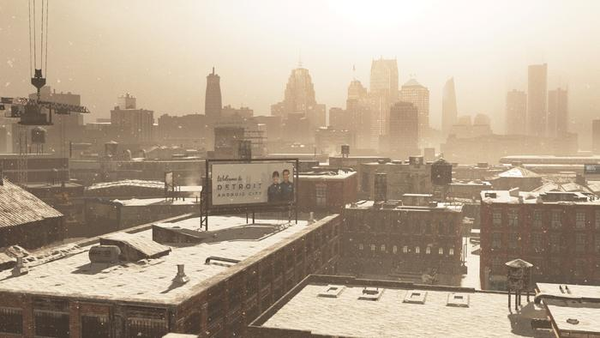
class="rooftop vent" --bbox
[484,192,497,199]
[446,293,470,307]
[173,264,190,284]
[318,284,345,298]
[566,318,579,325]
[403,290,427,304]
[358,287,384,301]
[205,256,240,267]
[89,245,121,264]
[11,256,28,277]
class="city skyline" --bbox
[1,0,599,137]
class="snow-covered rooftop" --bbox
[259,283,553,337]
[0,216,308,305]
[112,197,200,207]
[87,179,164,191]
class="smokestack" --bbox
[374,173,387,202]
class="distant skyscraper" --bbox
[548,88,568,137]
[400,78,430,137]
[370,57,399,100]
[205,67,222,121]
[593,120,600,155]
[111,94,154,143]
[346,79,376,149]
[505,90,527,135]
[442,77,458,135]
[369,58,399,136]
[271,66,326,129]
[527,64,548,137]
[388,102,419,157]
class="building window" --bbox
[491,257,503,272]
[393,245,398,254]
[380,244,386,252]
[0,308,23,335]
[358,243,364,250]
[449,248,455,256]
[415,246,420,254]
[492,211,502,226]
[575,233,586,253]
[551,210,562,229]
[426,246,431,255]
[403,246,408,254]
[35,311,70,338]
[316,185,327,208]
[550,234,561,253]
[370,244,376,251]
[491,233,502,249]
[81,316,110,338]
[531,233,543,253]
[532,209,542,228]
[438,247,444,255]
[576,211,586,229]
[596,210,600,230]
[508,233,518,249]
[508,209,519,227]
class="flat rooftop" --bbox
[254,277,554,337]
[347,200,463,212]
[0,216,308,305]
[480,190,600,205]
[537,283,600,335]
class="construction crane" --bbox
[0,0,90,184]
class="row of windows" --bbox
[490,232,600,253]
[492,209,600,229]
[347,221,457,235]
[357,243,455,256]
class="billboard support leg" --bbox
[252,211,255,224]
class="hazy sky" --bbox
[1,0,600,135]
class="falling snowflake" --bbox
[4,82,10,87]
[6,59,14,68]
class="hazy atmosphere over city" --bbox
[2,1,600,337]
[2,1,600,138]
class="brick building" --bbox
[247,275,594,337]
[297,169,357,214]
[0,179,65,250]
[480,190,600,290]
[0,214,341,337]
[339,199,465,285]
[360,156,432,200]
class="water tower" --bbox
[431,158,452,200]
[31,126,46,154]
[506,258,533,310]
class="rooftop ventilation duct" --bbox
[173,264,190,284]
[11,256,28,277]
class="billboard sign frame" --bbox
[201,158,299,230]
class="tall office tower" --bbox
[548,88,569,137]
[593,120,600,155]
[388,102,419,158]
[400,78,430,137]
[369,58,399,136]
[442,77,458,135]
[347,79,376,150]
[527,63,548,137]
[110,94,154,143]
[370,57,399,101]
[505,90,527,135]
[271,66,326,129]
[205,67,222,122]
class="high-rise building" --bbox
[442,77,458,135]
[388,102,419,157]
[370,57,399,101]
[346,80,376,150]
[400,78,430,137]
[369,58,399,137]
[505,90,527,135]
[593,119,600,155]
[527,64,548,137]
[110,94,154,143]
[271,66,326,131]
[548,87,568,137]
[205,67,222,122]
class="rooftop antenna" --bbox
[353,64,356,80]
[298,49,303,68]
[212,67,215,75]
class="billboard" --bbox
[211,162,295,206]
[584,164,600,175]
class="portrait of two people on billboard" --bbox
[267,169,294,203]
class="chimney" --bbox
[173,264,190,284]
[341,144,350,158]
[0,167,3,186]
[374,173,387,202]
[308,212,316,224]
[12,256,28,277]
